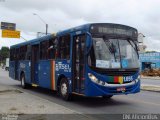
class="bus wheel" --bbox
[21,73,28,89]
[60,78,72,101]
[102,95,113,99]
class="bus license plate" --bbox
[117,87,126,92]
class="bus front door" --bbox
[72,34,86,93]
[31,44,39,84]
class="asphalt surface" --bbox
[0,68,160,118]
[141,78,160,86]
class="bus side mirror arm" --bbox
[85,32,93,55]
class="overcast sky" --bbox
[0,0,160,51]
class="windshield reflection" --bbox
[89,38,139,69]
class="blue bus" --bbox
[9,23,140,100]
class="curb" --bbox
[141,77,160,80]
[141,85,160,92]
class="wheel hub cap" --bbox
[61,83,67,96]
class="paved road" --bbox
[141,78,160,86]
[0,68,160,118]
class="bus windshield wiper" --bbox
[127,39,139,57]
[104,39,117,61]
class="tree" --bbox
[0,46,10,64]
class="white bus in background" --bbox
[5,58,9,71]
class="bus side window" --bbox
[15,48,19,60]
[10,48,15,61]
[26,45,31,60]
[58,35,70,59]
[20,45,27,60]
[40,41,49,60]
[48,38,58,59]
[19,47,22,60]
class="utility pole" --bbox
[33,13,48,35]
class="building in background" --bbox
[138,33,160,71]
[138,33,146,53]
[139,52,160,71]
[37,32,51,38]
[138,44,147,53]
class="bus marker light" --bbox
[32,84,38,87]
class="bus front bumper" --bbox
[85,79,141,96]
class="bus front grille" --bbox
[104,71,136,76]
[91,67,139,76]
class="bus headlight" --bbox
[88,73,98,83]
[88,73,106,86]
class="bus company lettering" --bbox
[56,62,71,72]
[20,63,25,69]
[123,76,133,82]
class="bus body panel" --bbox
[9,61,15,79]
[39,60,52,89]
[19,60,31,83]
[34,62,39,83]
[10,60,20,80]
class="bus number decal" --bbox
[20,63,25,69]
[123,76,133,82]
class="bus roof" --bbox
[56,23,91,35]
[10,34,55,48]
[10,23,91,49]
[10,23,137,48]
[56,23,137,35]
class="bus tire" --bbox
[20,73,28,89]
[102,95,113,99]
[60,78,72,101]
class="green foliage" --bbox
[0,46,10,64]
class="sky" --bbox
[0,0,160,51]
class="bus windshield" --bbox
[90,37,139,69]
